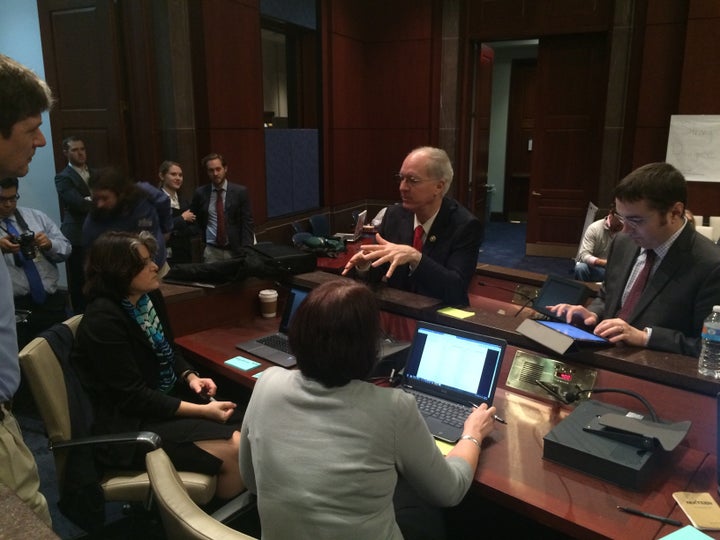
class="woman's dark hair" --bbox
[288,281,381,387]
[88,167,143,207]
[0,177,19,189]
[83,231,157,302]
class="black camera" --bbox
[11,230,37,260]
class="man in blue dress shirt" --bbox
[1,177,72,347]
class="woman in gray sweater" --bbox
[239,280,496,539]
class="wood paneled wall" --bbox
[189,0,268,223]
[466,0,612,40]
[630,0,720,217]
[184,0,444,214]
[322,0,441,207]
[40,0,720,228]
[678,0,720,217]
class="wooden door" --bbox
[469,44,494,225]
[37,0,129,173]
[526,34,608,256]
[504,59,537,222]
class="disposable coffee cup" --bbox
[258,289,279,318]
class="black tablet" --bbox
[532,275,591,320]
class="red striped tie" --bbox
[215,189,227,247]
[617,249,656,321]
[413,225,424,251]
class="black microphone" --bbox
[477,281,538,317]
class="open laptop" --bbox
[531,275,591,321]
[401,321,506,443]
[235,287,309,367]
[332,209,367,242]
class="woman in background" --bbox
[159,160,197,264]
[72,231,244,499]
[239,280,496,539]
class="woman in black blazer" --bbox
[72,231,244,499]
[159,160,198,264]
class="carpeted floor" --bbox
[479,220,575,276]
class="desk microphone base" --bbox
[543,400,667,491]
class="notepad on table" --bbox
[225,355,261,371]
[673,492,720,530]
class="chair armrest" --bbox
[50,431,161,452]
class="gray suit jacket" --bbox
[588,225,720,356]
[55,164,92,246]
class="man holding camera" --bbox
[0,177,71,347]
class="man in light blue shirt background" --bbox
[1,177,71,347]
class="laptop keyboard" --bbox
[407,390,469,429]
[257,334,291,353]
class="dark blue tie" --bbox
[4,218,46,304]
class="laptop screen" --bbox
[533,275,590,318]
[278,287,309,333]
[403,321,506,405]
[353,210,367,236]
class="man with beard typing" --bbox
[83,167,172,272]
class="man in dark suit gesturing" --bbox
[343,146,482,306]
[54,135,92,312]
[550,162,720,357]
[191,153,255,263]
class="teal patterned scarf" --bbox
[122,294,177,393]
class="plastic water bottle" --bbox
[698,306,720,378]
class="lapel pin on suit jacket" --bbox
[429,235,437,243]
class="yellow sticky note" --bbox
[437,306,475,319]
[435,439,455,455]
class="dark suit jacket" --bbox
[190,182,255,253]
[374,197,482,306]
[588,225,720,356]
[167,196,199,264]
[71,290,195,466]
[55,164,93,246]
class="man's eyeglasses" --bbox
[0,194,19,204]
[613,212,651,229]
[394,173,435,187]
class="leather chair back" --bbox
[146,448,256,540]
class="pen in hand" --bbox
[617,506,682,527]
[468,401,507,425]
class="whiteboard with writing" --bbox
[666,115,720,182]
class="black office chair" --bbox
[309,214,330,238]
[291,231,313,248]
[290,220,307,234]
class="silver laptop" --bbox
[401,321,506,442]
[333,210,366,242]
[237,286,411,369]
[235,287,309,367]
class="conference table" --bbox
[170,270,720,539]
